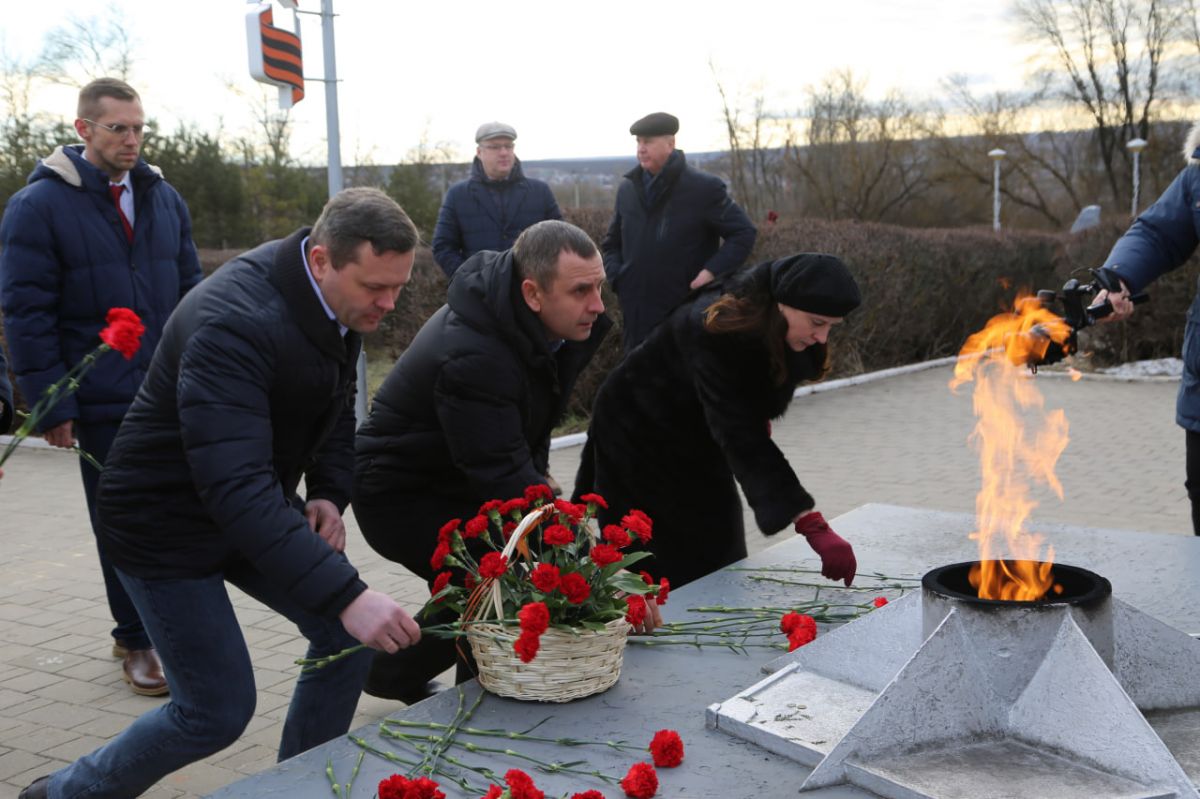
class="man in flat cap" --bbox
[431,121,562,279]
[602,111,757,351]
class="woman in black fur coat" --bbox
[575,253,861,589]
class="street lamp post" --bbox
[1127,137,1148,219]
[988,148,1006,232]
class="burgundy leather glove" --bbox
[795,511,857,586]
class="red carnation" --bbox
[649,729,684,768]
[464,573,478,591]
[603,524,632,549]
[409,777,446,799]
[378,774,446,799]
[621,510,653,542]
[500,498,529,516]
[480,787,503,799]
[571,792,606,799]
[655,577,670,605]
[543,524,574,546]
[502,521,517,540]
[578,492,608,509]
[437,519,460,544]
[504,768,544,799]
[620,762,658,798]
[430,541,450,571]
[530,562,561,593]
[479,552,509,579]
[518,601,550,635]
[639,571,654,585]
[873,596,888,608]
[99,307,144,360]
[514,631,540,663]
[478,499,503,515]
[554,498,585,522]
[431,571,452,601]
[524,484,553,503]
[625,594,647,626]
[781,611,817,651]
[559,571,591,604]
[463,515,489,538]
[589,543,622,567]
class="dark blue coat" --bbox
[0,343,12,433]
[431,158,562,278]
[602,150,757,350]
[96,229,366,618]
[0,144,201,431]
[1101,130,1200,431]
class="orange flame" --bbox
[950,294,1072,601]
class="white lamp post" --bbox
[988,148,1007,232]
[1127,137,1148,219]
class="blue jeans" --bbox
[46,561,372,798]
[76,421,150,650]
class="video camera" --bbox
[1029,268,1149,369]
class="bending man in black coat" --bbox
[19,188,423,799]
[354,219,612,701]
[575,254,862,589]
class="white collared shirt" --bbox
[300,236,347,337]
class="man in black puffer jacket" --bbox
[354,219,611,700]
[18,189,424,799]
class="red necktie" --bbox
[108,184,133,243]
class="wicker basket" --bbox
[466,617,631,702]
[463,503,632,702]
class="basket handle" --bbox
[476,503,557,622]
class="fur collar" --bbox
[39,144,163,187]
[1185,122,1200,166]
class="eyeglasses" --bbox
[481,142,515,152]
[82,119,151,139]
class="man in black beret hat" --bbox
[602,111,757,352]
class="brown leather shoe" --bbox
[122,648,169,696]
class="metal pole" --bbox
[1127,138,1148,219]
[316,0,367,424]
[321,0,343,198]
[987,149,1006,232]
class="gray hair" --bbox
[310,187,419,269]
[78,78,140,119]
[512,220,598,289]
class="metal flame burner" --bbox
[709,559,1200,799]
[922,560,1111,607]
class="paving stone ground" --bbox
[0,363,1188,798]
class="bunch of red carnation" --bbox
[381,729,685,798]
[423,488,668,663]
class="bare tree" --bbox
[36,3,134,85]
[709,60,789,222]
[788,70,936,223]
[1013,0,1184,205]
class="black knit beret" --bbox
[769,253,861,316]
[629,112,679,137]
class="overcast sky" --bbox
[4,0,1036,165]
